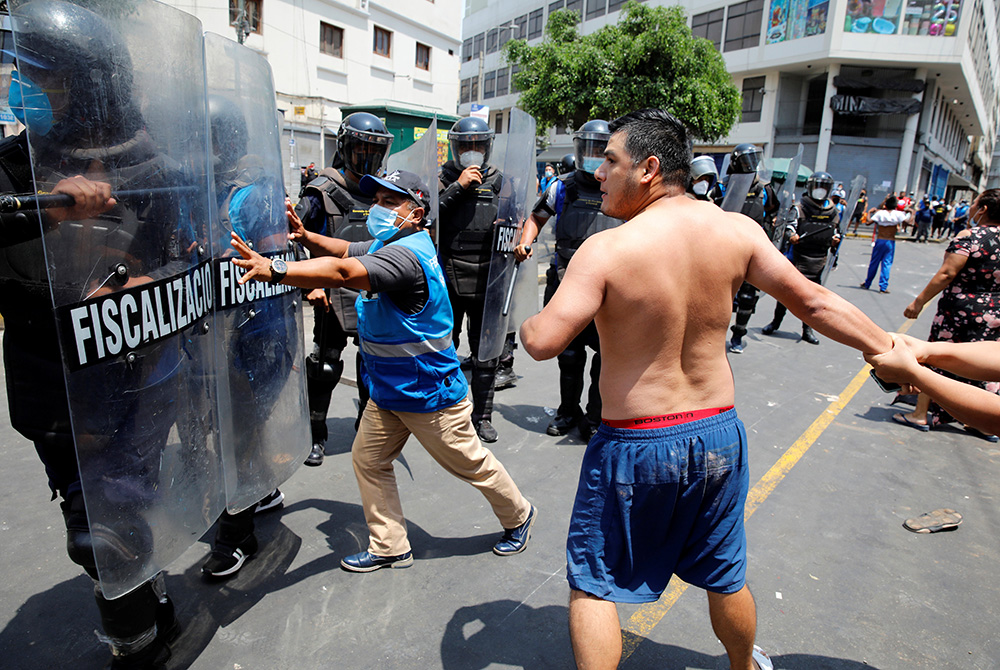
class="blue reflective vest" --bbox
[356,230,468,412]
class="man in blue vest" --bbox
[230,170,536,572]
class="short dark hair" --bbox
[608,108,692,189]
[883,196,898,210]
[978,188,1000,223]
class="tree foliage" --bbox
[503,1,741,143]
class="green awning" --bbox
[769,158,813,185]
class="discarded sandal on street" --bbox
[903,508,963,533]
[891,413,929,432]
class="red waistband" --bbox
[601,406,734,429]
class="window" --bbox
[608,0,627,11]
[514,14,528,39]
[511,64,521,93]
[460,78,471,104]
[692,9,724,50]
[416,42,430,70]
[486,28,499,54]
[586,0,606,20]
[373,26,392,57]
[528,8,544,39]
[566,0,583,19]
[549,0,565,14]
[470,77,479,101]
[473,32,485,58]
[724,0,763,52]
[484,71,496,99]
[320,22,343,57]
[229,0,261,35]
[496,67,509,96]
[741,76,765,122]
[495,110,504,134]
[462,38,473,62]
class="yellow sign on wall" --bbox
[293,105,306,116]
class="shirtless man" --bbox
[520,108,893,670]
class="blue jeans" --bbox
[864,239,895,291]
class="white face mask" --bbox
[692,181,710,196]
[811,187,828,201]
[459,151,484,168]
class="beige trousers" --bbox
[352,396,531,556]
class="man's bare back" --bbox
[522,141,890,421]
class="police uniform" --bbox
[295,168,373,448]
[437,159,506,433]
[711,177,779,344]
[536,170,623,437]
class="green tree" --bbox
[503,1,741,142]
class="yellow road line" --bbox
[621,320,915,660]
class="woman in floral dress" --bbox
[893,189,1000,439]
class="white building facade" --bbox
[460,0,1000,199]
[163,0,463,195]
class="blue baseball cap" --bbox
[360,169,431,211]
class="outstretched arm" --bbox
[743,216,891,355]
[521,236,605,360]
[286,201,351,258]
[230,232,370,291]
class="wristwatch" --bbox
[268,258,288,284]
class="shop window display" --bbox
[844,0,961,35]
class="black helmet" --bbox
[806,171,836,199]
[448,116,494,168]
[560,153,576,173]
[208,94,248,179]
[337,112,393,178]
[573,119,610,175]
[8,0,143,147]
[728,143,762,174]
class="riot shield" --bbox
[8,0,223,598]
[720,172,757,213]
[205,33,309,515]
[773,144,804,248]
[478,108,536,361]
[821,174,866,285]
[387,117,440,229]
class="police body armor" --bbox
[438,160,503,298]
[555,172,620,269]
[794,196,838,263]
[300,168,372,332]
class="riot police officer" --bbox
[689,155,718,201]
[514,120,622,441]
[437,116,509,443]
[294,112,393,465]
[760,171,841,345]
[0,2,182,665]
[710,143,779,353]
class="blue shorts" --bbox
[566,409,749,603]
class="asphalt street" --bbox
[1,235,998,669]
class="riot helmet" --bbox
[690,155,718,195]
[573,120,610,176]
[727,143,762,175]
[337,112,393,179]
[208,94,248,181]
[448,116,494,169]
[6,0,143,148]
[560,153,576,173]
[806,171,835,202]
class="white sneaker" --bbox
[752,645,773,670]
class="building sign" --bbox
[415,126,451,165]
[470,103,489,121]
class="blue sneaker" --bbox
[728,338,744,354]
[493,505,536,556]
[340,550,413,572]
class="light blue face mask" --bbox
[366,204,404,241]
[582,157,603,174]
[8,70,54,136]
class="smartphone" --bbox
[870,369,902,393]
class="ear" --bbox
[410,205,425,226]
[638,155,660,185]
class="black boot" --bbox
[802,325,820,345]
[471,362,499,443]
[494,334,517,390]
[304,442,325,467]
[202,508,257,579]
[96,577,176,670]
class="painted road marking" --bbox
[621,319,915,661]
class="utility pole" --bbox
[235,0,251,44]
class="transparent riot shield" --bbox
[387,117,440,229]
[773,144,804,247]
[8,0,223,598]
[478,108,536,361]
[720,172,757,213]
[821,174,866,285]
[205,33,309,515]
